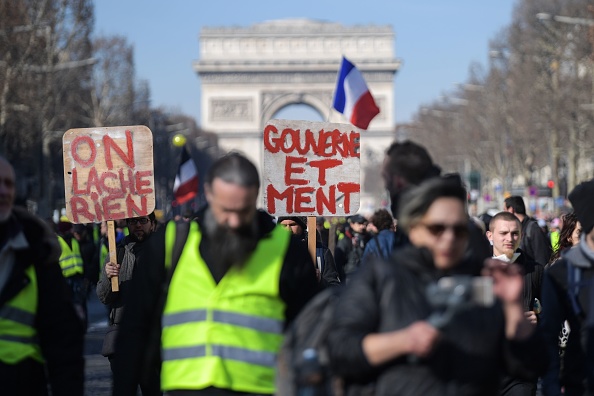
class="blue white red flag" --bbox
[332,56,380,130]
[173,145,198,205]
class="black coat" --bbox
[112,209,319,395]
[540,240,594,395]
[327,246,547,396]
[0,207,84,395]
[521,217,553,267]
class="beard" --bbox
[203,209,260,272]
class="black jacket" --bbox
[0,207,84,395]
[540,239,594,395]
[521,216,552,267]
[112,209,319,395]
[327,246,547,396]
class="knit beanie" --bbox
[568,178,594,234]
[277,216,307,230]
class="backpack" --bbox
[276,286,343,396]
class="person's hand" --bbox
[404,321,440,358]
[481,258,523,305]
[524,310,538,325]
[105,262,120,279]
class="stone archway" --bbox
[263,92,328,125]
[194,18,401,212]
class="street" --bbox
[85,289,111,395]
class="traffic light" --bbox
[547,180,555,189]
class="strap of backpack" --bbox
[164,220,191,276]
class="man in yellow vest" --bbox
[113,152,319,396]
[0,156,84,394]
[57,219,87,327]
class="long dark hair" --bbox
[548,212,579,265]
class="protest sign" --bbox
[63,125,155,223]
[63,125,154,291]
[263,119,360,217]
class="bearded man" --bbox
[112,152,319,396]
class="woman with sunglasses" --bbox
[327,177,547,395]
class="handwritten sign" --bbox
[263,119,360,216]
[63,125,155,223]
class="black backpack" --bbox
[276,286,343,396]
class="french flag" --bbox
[332,56,380,130]
[173,145,199,205]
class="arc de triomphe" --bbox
[193,19,400,213]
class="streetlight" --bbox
[536,13,594,27]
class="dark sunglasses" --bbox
[418,222,468,238]
[127,218,150,225]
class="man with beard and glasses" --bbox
[96,212,160,396]
[112,152,319,396]
[0,156,84,394]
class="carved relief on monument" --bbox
[210,98,254,122]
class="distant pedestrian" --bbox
[361,208,396,262]
[96,212,160,396]
[278,215,341,286]
[504,196,552,266]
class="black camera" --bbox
[425,276,494,328]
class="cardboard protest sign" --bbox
[263,119,360,217]
[62,125,155,223]
[63,125,154,293]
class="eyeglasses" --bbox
[127,218,150,225]
[417,222,469,238]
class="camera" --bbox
[425,276,494,328]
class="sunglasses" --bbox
[127,218,150,225]
[417,222,469,238]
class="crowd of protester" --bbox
[1,138,594,396]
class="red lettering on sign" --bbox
[71,135,96,167]
[263,124,279,153]
[135,170,153,195]
[264,125,358,159]
[71,168,86,194]
[294,187,315,213]
[285,156,308,185]
[102,193,125,219]
[87,167,102,195]
[70,197,95,223]
[118,168,135,195]
[91,192,103,222]
[266,184,294,214]
[103,130,135,170]
[309,159,342,185]
[337,182,360,213]
[99,171,119,194]
[126,194,147,218]
[316,185,336,214]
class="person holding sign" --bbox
[278,215,342,286]
[96,212,160,395]
[113,153,319,396]
[0,156,84,395]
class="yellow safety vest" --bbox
[0,265,43,364]
[57,236,84,278]
[161,220,290,394]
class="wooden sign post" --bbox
[63,125,155,292]
[263,119,361,272]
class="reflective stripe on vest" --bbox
[57,236,84,277]
[0,265,43,364]
[161,220,290,394]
